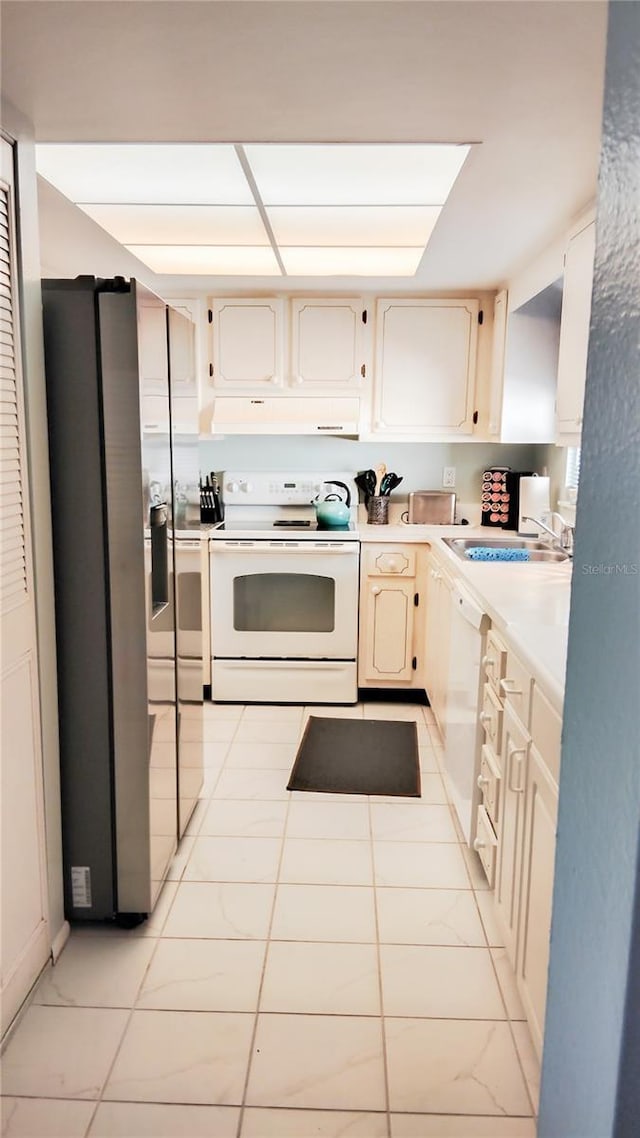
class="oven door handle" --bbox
[210,542,359,554]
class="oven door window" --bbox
[233,573,335,633]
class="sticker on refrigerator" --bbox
[71,866,92,908]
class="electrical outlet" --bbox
[442,466,456,488]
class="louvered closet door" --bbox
[0,138,50,1038]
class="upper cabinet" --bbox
[372,298,479,439]
[212,298,285,389]
[290,298,368,390]
[555,219,596,444]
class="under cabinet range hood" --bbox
[211,396,360,436]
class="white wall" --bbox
[200,436,550,521]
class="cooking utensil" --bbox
[374,464,387,494]
[380,472,403,495]
[356,469,376,498]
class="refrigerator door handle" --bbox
[150,502,169,615]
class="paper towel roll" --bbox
[518,476,551,536]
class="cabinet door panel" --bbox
[212,299,284,388]
[363,580,414,682]
[517,743,558,1058]
[291,299,366,388]
[495,704,530,964]
[374,299,478,436]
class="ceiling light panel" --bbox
[244,144,470,206]
[280,247,424,276]
[36,144,253,205]
[267,205,441,247]
[80,204,269,245]
[125,245,281,275]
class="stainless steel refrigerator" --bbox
[42,276,203,924]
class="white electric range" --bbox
[210,472,360,704]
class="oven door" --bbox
[210,540,359,659]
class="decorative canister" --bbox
[367,495,389,525]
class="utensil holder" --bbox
[367,495,389,525]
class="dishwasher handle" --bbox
[452,584,489,632]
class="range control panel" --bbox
[221,471,356,506]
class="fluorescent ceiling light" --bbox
[280,247,424,276]
[125,245,281,275]
[244,144,470,205]
[36,144,253,204]
[267,204,441,247]
[80,204,269,245]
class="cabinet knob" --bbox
[477,775,489,789]
[481,655,494,670]
[479,711,491,724]
[473,838,485,851]
[372,586,381,596]
[387,560,399,572]
[500,678,522,696]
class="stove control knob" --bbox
[226,481,239,493]
[241,482,253,493]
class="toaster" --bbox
[406,491,456,525]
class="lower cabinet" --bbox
[494,702,530,963]
[423,554,454,735]
[516,741,558,1055]
[358,545,424,689]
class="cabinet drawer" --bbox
[480,682,503,752]
[474,805,498,888]
[483,629,507,694]
[530,685,562,785]
[365,546,416,577]
[500,648,532,728]
[478,742,502,829]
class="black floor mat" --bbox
[287,716,421,797]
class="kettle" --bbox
[312,481,352,529]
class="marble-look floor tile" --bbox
[137,938,266,1011]
[162,881,275,940]
[103,1010,254,1104]
[1,1006,129,1099]
[286,800,370,840]
[370,803,458,843]
[235,720,301,744]
[418,745,440,772]
[200,798,288,838]
[246,1014,386,1110]
[376,887,487,946]
[260,941,380,1014]
[511,1020,541,1114]
[373,841,470,889]
[183,835,282,883]
[362,703,424,721]
[33,935,156,1008]
[462,844,492,890]
[202,741,233,767]
[280,838,373,886]
[390,1114,536,1137]
[89,1102,240,1136]
[242,704,303,722]
[415,772,448,804]
[474,889,505,946]
[166,836,196,881]
[204,703,245,719]
[491,947,527,1020]
[224,742,297,770]
[1,1098,94,1137]
[303,705,364,720]
[203,720,240,743]
[385,1018,531,1115]
[213,769,290,801]
[271,884,377,943]
[380,944,506,1019]
[241,1107,389,1137]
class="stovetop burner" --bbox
[273,519,312,528]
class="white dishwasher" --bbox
[442,582,491,846]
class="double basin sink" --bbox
[443,537,570,563]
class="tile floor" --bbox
[1,702,540,1138]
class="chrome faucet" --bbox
[522,512,575,556]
